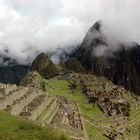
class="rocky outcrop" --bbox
[31,53,51,74]
[74,21,140,95]
[31,53,59,79]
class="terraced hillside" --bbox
[0,71,139,140]
[45,73,140,140]
[0,72,85,140]
[0,85,69,140]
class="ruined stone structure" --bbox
[0,75,85,140]
[0,83,17,96]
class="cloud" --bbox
[0,0,140,64]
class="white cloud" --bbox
[0,0,140,64]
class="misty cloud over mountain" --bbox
[0,0,140,64]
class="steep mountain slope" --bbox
[31,53,60,79]
[0,65,30,84]
[74,21,140,95]
[64,58,85,72]
[31,53,51,73]
[0,56,30,84]
[31,53,86,79]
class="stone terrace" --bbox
[0,82,85,140]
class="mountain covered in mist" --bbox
[31,53,60,79]
[0,49,73,84]
[73,21,140,95]
[0,20,140,96]
[0,55,30,84]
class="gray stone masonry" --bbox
[11,91,39,116]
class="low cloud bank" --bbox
[0,0,139,64]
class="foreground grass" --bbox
[0,111,69,140]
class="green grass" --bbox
[79,103,103,117]
[46,79,87,103]
[85,123,109,140]
[0,111,69,140]
[37,106,50,121]
[80,103,112,140]
[37,99,57,122]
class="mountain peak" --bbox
[90,20,102,32]
[31,53,60,79]
[73,21,140,95]
[31,53,51,73]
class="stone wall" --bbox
[0,88,27,110]
[29,97,55,121]
[11,91,39,116]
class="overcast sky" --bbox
[0,0,140,64]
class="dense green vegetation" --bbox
[64,58,85,72]
[42,62,60,79]
[0,111,69,140]
[31,53,50,74]
[31,53,60,79]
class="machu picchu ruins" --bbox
[0,72,88,140]
[0,51,139,140]
[0,60,139,140]
[1,1,140,139]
